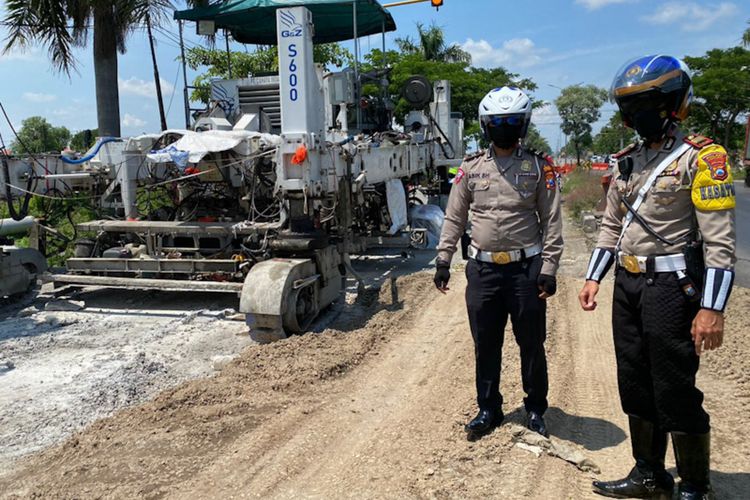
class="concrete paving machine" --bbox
[1,3,463,341]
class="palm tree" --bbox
[395,22,471,64]
[743,20,750,48]
[2,0,195,137]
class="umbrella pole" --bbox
[225,30,233,79]
[179,20,190,129]
[353,1,361,132]
[381,20,386,70]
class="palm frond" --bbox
[66,0,93,47]
[3,0,78,74]
[441,45,471,64]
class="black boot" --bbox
[465,409,504,440]
[672,432,714,500]
[593,416,674,499]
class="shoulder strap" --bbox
[612,143,637,159]
[683,134,714,150]
[615,142,692,252]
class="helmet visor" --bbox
[481,114,526,128]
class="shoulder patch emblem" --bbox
[684,134,714,150]
[544,168,556,190]
[692,144,735,211]
[702,150,728,181]
[521,160,533,172]
[453,167,466,185]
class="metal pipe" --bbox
[0,216,34,237]
[37,173,95,180]
[382,0,429,7]
[179,20,191,129]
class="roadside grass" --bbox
[562,169,605,219]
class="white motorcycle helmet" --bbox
[478,86,533,144]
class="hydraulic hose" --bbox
[61,137,120,165]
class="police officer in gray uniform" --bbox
[435,87,564,439]
[580,55,736,500]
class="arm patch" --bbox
[453,167,465,184]
[543,165,557,190]
[691,144,735,211]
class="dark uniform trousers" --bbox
[465,255,549,414]
[612,268,710,434]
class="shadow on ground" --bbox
[504,406,627,451]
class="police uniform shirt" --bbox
[437,147,564,276]
[588,130,737,311]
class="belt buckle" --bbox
[621,255,641,274]
[492,251,512,265]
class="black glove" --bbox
[434,262,451,290]
[537,274,557,297]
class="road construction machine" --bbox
[0,1,463,341]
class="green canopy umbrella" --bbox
[174,0,397,45]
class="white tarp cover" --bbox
[386,179,408,235]
[146,130,281,168]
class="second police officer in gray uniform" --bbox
[434,87,564,439]
[580,55,736,500]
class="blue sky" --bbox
[0,0,748,152]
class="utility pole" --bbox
[146,13,168,131]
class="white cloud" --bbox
[52,108,75,117]
[0,46,42,63]
[576,0,633,10]
[23,92,57,103]
[119,77,175,99]
[123,113,146,128]
[461,38,545,69]
[531,104,560,125]
[642,2,737,31]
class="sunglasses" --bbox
[485,116,524,127]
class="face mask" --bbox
[630,109,670,144]
[488,124,522,149]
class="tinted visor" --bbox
[618,90,680,120]
[481,114,525,128]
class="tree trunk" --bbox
[93,6,121,137]
[146,14,168,131]
[723,111,739,148]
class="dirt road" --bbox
[2,225,749,499]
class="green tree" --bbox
[10,116,71,155]
[70,129,99,152]
[395,22,471,63]
[743,20,750,47]
[362,50,538,141]
[524,123,552,154]
[185,43,353,103]
[592,112,635,155]
[684,46,750,151]
[2,0,200,137]
[555,85,608,165]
